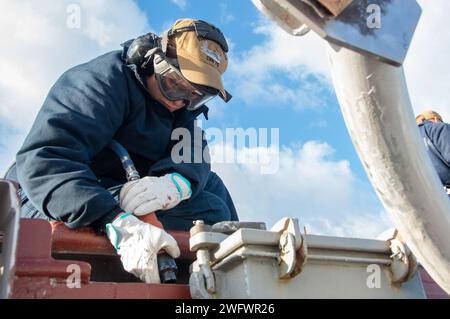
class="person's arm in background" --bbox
[16,54,130,232]
[428,122,450,166]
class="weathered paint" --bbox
[10,219,191,299]
[328,46,450,294]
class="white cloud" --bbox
[0,0,150,170]
[211,141,392,238]
[233,2,450,120]
[232,19,330,79]
[405,0,450,121]
[307,119,328,129]
[170,0,187,11]
[220,3,235,24]
[229,18,331,111]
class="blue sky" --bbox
[138,0,365,175]
[138,0,383,233]
[1,0,449,237]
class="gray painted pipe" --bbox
[327,45,450,293]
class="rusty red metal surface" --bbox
[50,221,194,260]
[8,218,450,299]
[3,174,448,299]
[10,219,191,299]
[8,219,450,299]
[50,222,115,256]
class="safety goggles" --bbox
[153,52,220,111]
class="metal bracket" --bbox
[189,261,214,299]
[189,218,309,297]
[387,230,418,284]
[316,0,354,17]
[211,221,266,234]
[188,220,268,298]
[271,218,308,279]
[251,0,311,36]
[252,0,422,66]
[188,220,217,298]
[189,249,216,299]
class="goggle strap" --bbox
[167,26,195,37]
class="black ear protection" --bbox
[123,32,161,76]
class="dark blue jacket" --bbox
[16,45,210,231]
[418,120,450,186]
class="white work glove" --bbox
[106,212,180,283]
[120,173,192,216]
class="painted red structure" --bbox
[10,219,192,299]
[0,179,448,299]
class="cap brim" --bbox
[177,48,227,100]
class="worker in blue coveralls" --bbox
[415,110,450,197]
[7,19,238,283]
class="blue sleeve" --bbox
[149,118,211,198]
[428,122,450,165]
[16,53,129,229]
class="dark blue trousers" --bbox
[10,169,238,231]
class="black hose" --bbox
[107,140,140,181]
